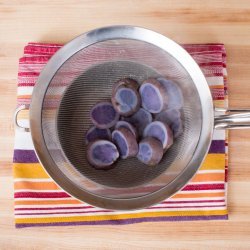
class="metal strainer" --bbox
[15,26,250,210]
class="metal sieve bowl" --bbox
[14,26,250,210]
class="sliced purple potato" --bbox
[112,127,138,159]
[112,78,139,94]
[143,121,173,151]
[155,109,183,138]
[90,101,119,129]
[123,108,153,137]
[137,137,163,166]
[86,140,119,170]
[157,77,184,110]
[115,120,138,139]
[111,78,141,116]
[85,126,111,144]
[139,78,168,113]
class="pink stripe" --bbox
[14,183,225,199]
[15,206,94,211]
[14,192,70,199]
[162,199,225,204]
[18,72,40,76]
[18,83,36,87]
[199,62,223,67]
[182,183,224,191]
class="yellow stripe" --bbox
[200,154,225,170]
[17,109,56,120]
[15,209,228,224]
[17,109,29,120]
[14,163,49,179]
[14,155,225,179]
[213,100,225,108]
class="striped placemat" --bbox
[14,43,228,228]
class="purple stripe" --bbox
[15,205,226,216]
[13,140,225,164]
[13,150,38,163]
[209,140,225,153]
[15,215,228,228]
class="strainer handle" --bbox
[14,105,30,132]
[214,108,250,129]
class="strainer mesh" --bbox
[42,39,202,199]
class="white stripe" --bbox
[15,119,29,128]
[179,190,225,194]
[206,76,224,86]
[14,178,52,182]
[189,181,225,185]
[14,203,226,215]
[198,170,225,174]
[15,189,61,193]
[212,130,225,140]
[14,130,33,150]
[14,206,227,218]
[17,86,66,96]
[15,204,90,209]
[17,87,33,95]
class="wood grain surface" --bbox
[1,0,250,249]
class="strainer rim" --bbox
[30,25,214,210]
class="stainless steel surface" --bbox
[29,25,214,210]
[215,109,250,129]
[14,104,30,132]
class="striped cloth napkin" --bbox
[14,43,228,228]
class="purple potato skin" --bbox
[86,140,119,170]
[122,108,153,138]
[155,109,183,138]
[139,78,168,114]
[137,137,163,166]
[90,101,119,129]
[85,126,111,144]
[115,120,138,140]
[157,77,184,110]
[143,121,173,152]
[111,78,141,116]
[112,127,138,159]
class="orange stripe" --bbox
[15,181,61,190]
[18,95,60,99]
[210,85,224,89]
[14,173,226,191]
[15,199,82,205]
[173,192,225,199]
[191,173,225,182]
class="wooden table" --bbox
[1,1,250,249]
